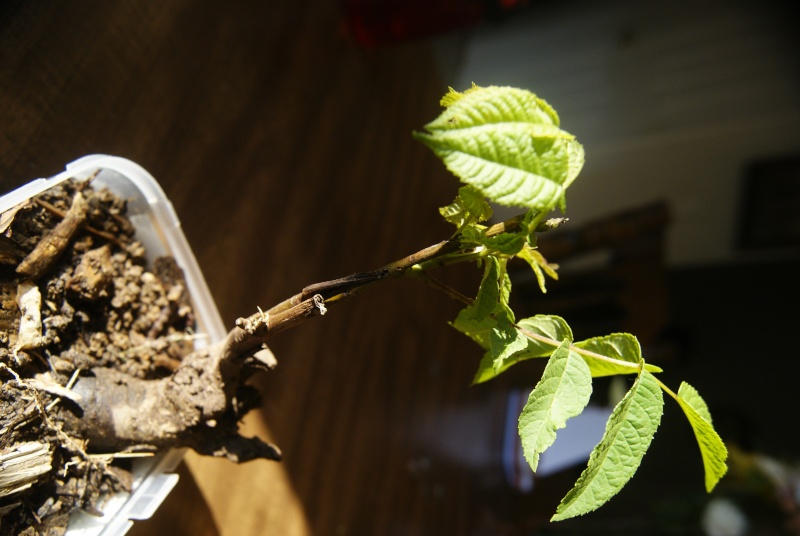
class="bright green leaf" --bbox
[518,340,592,472]
[516,316,573,354]
[677,382,712,423]
[458,185,493,222]
[439,84,480,107]
[489,312,528,371]
[414,86,584,211]
[429,85,560,130]
[574,333,645,377]
[552,369,664,521]
[516,245,559,293]
[440,185,492,228]
[677,382,728,492]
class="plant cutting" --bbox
[0,85,728,533]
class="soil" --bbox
[1,179,197,535]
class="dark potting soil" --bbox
[1,179,196,535]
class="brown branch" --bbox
[211,211,581,383]
[35,198,127,248]
[17,192,88,280]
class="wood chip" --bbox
[0,442,53,498]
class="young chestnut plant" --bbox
[407,85,729,520]
[248,85,727,520]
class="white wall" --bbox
[438,0,800,266]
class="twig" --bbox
[17,192,87,279]
[35,198,126,248]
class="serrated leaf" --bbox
[677,382,728,492]
[452,256,507,349]
[472,314,572,384]
[518,340,592,472]
[414,86,584,211]
[458,185,493,222]
[439,84,480,107]
[429,85,560,130]
[552,369,664,521]
[462,257,502,321]
[483,232,526,256]
[490,312,528,371]
[440,185,493,228]
[573,333,645,377]
[677,382,712,423]
[516,316,574,354]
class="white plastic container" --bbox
[1,155,227,535]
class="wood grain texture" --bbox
[1,2,518,534]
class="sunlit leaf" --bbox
[516,245,559,293]
[574,333,649,377]
[414,86,584,211]
[677,382,728,492]
[519,340,592,471]
[440,185,493,228]
[552,369,664,521]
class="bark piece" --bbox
[0,442,53,498]
[17,191,87,280]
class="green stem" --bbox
[653,377,681,403]
[514,325,642,372]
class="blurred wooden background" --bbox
[0,2,522,534]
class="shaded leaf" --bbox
[452,256,508,349]
[473,314,572,384]
[482,232,526,256]
[490,311,529,371]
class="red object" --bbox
[344,0,488,46]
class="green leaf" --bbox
[516,245,559,293]
[452,256,507,349]
[439,185,493,228]
[414,86,584,211]
[518,340,592,472]
[552,369,664,521]
[472,314,572,384]
[439,84,480,107]
[574,333,648,377]
[677,382,728,492]
[489,311,529,371]
[458,258,501,322]
[677,382,712,423]
[516,315,573,353]
[458,185,493,222]
[482,232,526,256]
